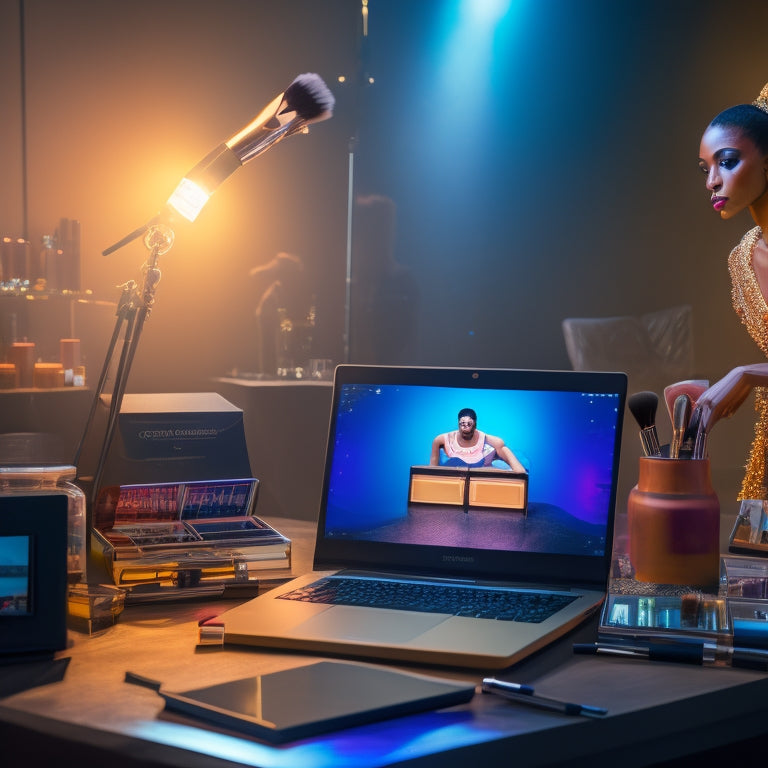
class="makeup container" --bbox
[0,464,86,584]
[628,457,720,589]
[309,358,334,380]
[33,362,64,388]
[0,363,18,389]
[73,365,86,387]
[9,342,36,387]
[729,499,768,553]
[60,338,81,385]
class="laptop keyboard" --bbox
[278,576,577,623]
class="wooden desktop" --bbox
[2,513,768,767]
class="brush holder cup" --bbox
[627,457,720,589]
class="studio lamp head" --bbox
[166,73,335,222]
[102,72,335,255]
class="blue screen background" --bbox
[325,384,620,542]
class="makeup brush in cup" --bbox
[663,379,709,425]
[627,391,662,457]
[678,406,702,459]
[669,393,692,459]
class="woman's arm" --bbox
[486,435,527,473]
[430,434,446,465]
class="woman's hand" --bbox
[696,363,768,432]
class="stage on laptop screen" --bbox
[323,382,621,558]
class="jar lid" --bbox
[0,464,77,478]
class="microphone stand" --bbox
[74,224,173,580]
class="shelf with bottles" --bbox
[0,338,87,391]
[1,218,81,294]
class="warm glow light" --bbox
[166,177,211,222]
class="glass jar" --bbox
[0,464,86,583]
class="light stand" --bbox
[73,224,173,578]
[72,72,333,582]
[342,1,372,363]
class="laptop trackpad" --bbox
[295,606,447,643]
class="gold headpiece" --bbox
[752,83,768,115]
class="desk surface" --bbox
[2,516,768,768]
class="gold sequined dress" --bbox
[728,225,768,499]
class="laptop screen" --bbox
[315,366,626,585]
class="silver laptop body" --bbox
[220,365,627,669]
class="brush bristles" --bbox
[627,390,658,430]
[282,73,335,121]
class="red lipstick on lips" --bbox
[712,196,727,212]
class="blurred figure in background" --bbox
[250,252,315,377]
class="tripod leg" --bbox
[72,284,135,469]
[89,260,161,509]
[89,310,137,509]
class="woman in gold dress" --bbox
[696,83,768,499]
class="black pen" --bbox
[574,641,768,670]
[573,641,705,665]
[481,677,607,718]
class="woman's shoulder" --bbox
[729,225,762,267]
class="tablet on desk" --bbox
[151,660,476,743]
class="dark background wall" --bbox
[2,0,767,510]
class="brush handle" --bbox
[670,430,683,460]
[693,424,707,460]
[679,407,701,459]
[639,426,661,457]
[670,394,692,459]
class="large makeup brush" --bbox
[663,379,709,426]
[627,391,662,457]
[669,393,692,459]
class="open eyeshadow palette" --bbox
[92,477,291,600]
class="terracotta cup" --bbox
[9,342,35,388]
[628,457,720,589]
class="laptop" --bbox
[219,365,627,669]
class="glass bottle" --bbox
[41,234,58,291]
[276,307,294,378]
